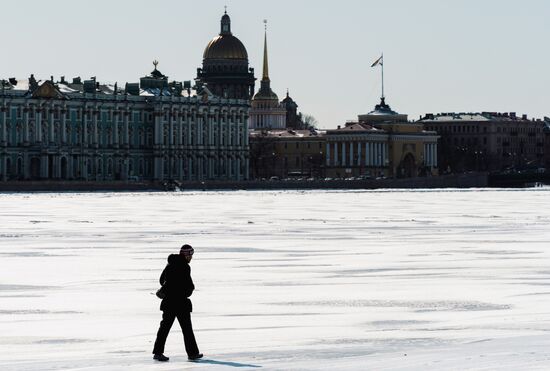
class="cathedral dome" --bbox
[203,35,248,60]
[202,12,248,61]
[253,88,278,101]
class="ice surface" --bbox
[1,189,550,370]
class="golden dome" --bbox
[203,35,248,60]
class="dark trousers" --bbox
[153,310,199,356]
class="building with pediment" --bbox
[325,97,439,178]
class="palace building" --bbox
[0,68,250,182]
[0,11,254,183]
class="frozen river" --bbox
[1,189,550,370]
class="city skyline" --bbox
[2,0,549,128]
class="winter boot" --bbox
[188,353,203,361]
[153,354,169,362]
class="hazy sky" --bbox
[2,0,549,128]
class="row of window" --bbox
[1,107,246,125]
[427,125,488,134]
[278,142,323,150]
[444,137,488,145]
[2,154,246,179]
[2,122,246,148]
[427,125,543,135]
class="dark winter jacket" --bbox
[159,254,195,312]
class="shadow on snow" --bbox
[190,359,261,368]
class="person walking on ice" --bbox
[153,244,203,362]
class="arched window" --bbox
[16,157,23,176]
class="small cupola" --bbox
[220,10,232,35]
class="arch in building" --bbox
[97,158,103,175]
[30,157,41,179]
[16,157,23,178]
[6,158,12,179]
[399,153,416,178]
[60,157,68,179]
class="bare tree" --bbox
[301,114,318,129]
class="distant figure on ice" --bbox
[152,244,203,362]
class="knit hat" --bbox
[180,244,194,256]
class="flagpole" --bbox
[381,53,384,99]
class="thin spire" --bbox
[262,20,269,81]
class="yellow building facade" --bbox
[249,129,325,179]
[325,98,439,178]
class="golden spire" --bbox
[262,20,269,82]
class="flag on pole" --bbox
[371,55,383,67]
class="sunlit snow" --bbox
[1,189,550,370]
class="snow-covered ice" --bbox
[1,189,550,370]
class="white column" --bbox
[23,109,29,143]
[61,110,66,144]
[177,112,182,147]
[93,113,98,146]
[123,112,129,145]
[358,142,362,166]
[369,142,373,166]
[35,110,42,143]
[198,113,204,146]
[342,142,346,167]
[209,114,214,146]
[218,112,223,147]
[226,157,232,179]
[49,110,55,143]
[1,108,6,144]
[434,143,438,167]
[349,142,354,166]
[154,114,161,146]
[113,111,119,146]
[333,142,338,166]
[82,112,88,145]
[326,142,330,166]
[193,111,198,146]
[169,111,174,146]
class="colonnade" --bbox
[424,142,438,167]
[326,140,389,167]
